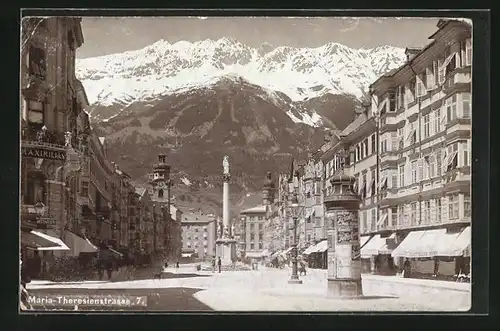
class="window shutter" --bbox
[426,67,434,90]
[438,59,445,85]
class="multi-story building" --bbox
[239,205,267,260]
[365,19,472,276]
[180,212,216,260]
[20,17,90,263]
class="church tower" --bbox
[150,154,171,209]
[262,171,276,207]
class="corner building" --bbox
[366,19,471,277]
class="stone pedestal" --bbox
[324,171,363,299]
[216,238,237,265]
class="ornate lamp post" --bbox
[288,191,303,284]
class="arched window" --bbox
[25,171,46,205]
[158,189,164,199]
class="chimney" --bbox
[158,154,166,163]
[405,48,421,62]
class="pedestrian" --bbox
[211,257,216,273]
[403,258,411,278]
[217,257,222,273]
[176,261,179,272]
[97,241,114,281]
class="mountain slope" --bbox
[76,38,406,113]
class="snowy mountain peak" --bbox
[76,38,406,107]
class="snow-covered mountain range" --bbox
[76,38,406,108]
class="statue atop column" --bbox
[223,155,230,173]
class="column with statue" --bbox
[215,155,237,265]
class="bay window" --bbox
[445,94,458,123]
[448,194,459,220]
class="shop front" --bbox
[391,226,470,281]
[361,233,398,275]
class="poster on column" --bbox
[335,245,352,279]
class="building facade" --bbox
[20,17,89,260]
[180,212,216,260]
[239,205,267,259]
[278,19,472,278]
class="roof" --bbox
[240,205,267,214]
[181,212,215,224]
[340,113,368,137]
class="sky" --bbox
[76,17,441,59]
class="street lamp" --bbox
[288,192,303,285]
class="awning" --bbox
[281,247,294,256]
[392,229,457,258]
[31,230,70,251]
[361,235,385,258]
[379,233,397,255]
[302,245,316,255]
[63,230,99,255]
[313,240,328,253]
[360,235,371,248]
[435,226,470,257]
[21,231,55,249]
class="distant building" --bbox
[239,205,267,260]
[180,212,216,259]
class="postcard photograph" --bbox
[19,14,472,312]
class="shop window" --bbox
[25,172,46,205]
[28,46,46,79]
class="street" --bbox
[25,266,471,312]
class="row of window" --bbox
[248,243,264,250]
[381,38,472,114]
[379,141,470,189]
[380,93,471,154]
[360,193,471,232]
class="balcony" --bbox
[21,125,68,161]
